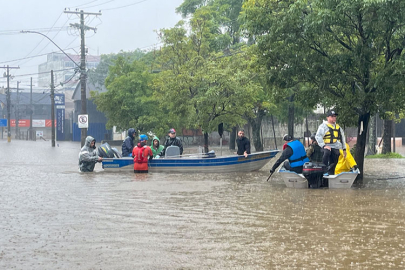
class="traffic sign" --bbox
[78,114,88,128]
[0,119,7,127]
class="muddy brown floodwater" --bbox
[1,140,405,269]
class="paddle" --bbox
[266,171,274,182]
[377,176,405,181]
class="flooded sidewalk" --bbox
[1,140,405,269]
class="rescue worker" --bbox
[306,133,323,163]
[335,143,358,174]
[160,128,183,157]
[315,110,347,175]
[270,135,310,174]
[122,128,137,157]
[151,136,164,157]
[132,134,153,173]
[79,136,103,172]
[236,129,251,158]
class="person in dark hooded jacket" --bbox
[122,128,137,157]
[79,136,103,172]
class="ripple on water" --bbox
[1,140,405,269]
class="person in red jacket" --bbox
[132,134,153,173]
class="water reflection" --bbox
[0,140,404,269]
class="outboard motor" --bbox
[98,142,115,158]
[111,147,122,158]
[302,162,327,188]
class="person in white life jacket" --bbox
[270,135,310,174]
[315,110,347,175]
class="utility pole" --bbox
[64,9,101,147]
[29,77,33,140]
[3,65,20,143]
[51,70,55,147]
[16,81,20,139]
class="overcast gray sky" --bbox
[0,0,184,89]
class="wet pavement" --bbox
[1,140,405,269]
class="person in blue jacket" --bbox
[122,128,137,157]
[270,134,310,174]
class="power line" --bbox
[0,27,69,36]
[0,48,78,65]
[68,0,100,8]
[103,0,149,11]
[16,12,64,65]
[81,0,116,9]
[0,68,76,79]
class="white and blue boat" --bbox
[102,147,279,173]
[278,166,360,189]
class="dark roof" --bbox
[0,92,51,106]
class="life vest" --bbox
[323,123,342,144]
[133,146,148,164]
[287,140,310,168]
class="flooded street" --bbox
[1,140,405,269]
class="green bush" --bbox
[366,152,404,159]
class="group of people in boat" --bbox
[270,110,357,176]
[79,128,184,173]
[79,126,252,173]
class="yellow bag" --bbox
[335,143,357,174]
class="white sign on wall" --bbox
[78,114,89,129]
[36,131,43,137]
[32,119,45,127]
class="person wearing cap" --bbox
[159,128,183,157]
[122,128,137,157]
[306,133,323,163]
[236,129,251,157]
[132,134,153,173]
[315,110,347,175]
[270,134,309,174]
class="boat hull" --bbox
[102,150,279,173]
[278,168,360,189]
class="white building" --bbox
[38,52,100,88]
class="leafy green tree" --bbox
[87,50,145,89]
[177,0,243,45]
[91,56,163,134]
[242,0,405,178]
[154,10,258,152]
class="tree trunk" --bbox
[382,119,393,154]
[229,126,237,150]
[367,114,377,155]
[271,115,277,150]
[354,112,370,181]
[203,132,209,153]
[250,109,265,152]
[288,95,295,137]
